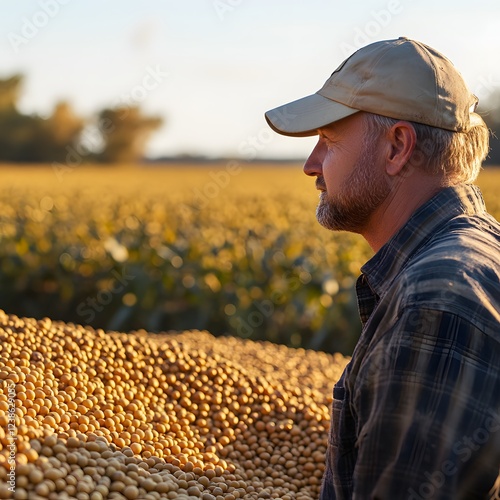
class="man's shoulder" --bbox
[395,213,500,333]
[406,211,500,277]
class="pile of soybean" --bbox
[0,311,348,499]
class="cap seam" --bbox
[412,40,441,128]
[346,42,395,108]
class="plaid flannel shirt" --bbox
[320,184,500,500]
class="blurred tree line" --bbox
[1,73,500,164]
[0,74,162,163]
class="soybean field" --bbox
[0,164,499,355]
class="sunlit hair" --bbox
[363,112,490,185]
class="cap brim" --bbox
[265,93,359,137]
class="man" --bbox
[265,37,500,499]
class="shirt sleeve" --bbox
[350,307,500,500]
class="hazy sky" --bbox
[1,0,500,160]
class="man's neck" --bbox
[361,175,447,253]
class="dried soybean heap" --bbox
[0,311,348,499]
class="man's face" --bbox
[303,112,390,233]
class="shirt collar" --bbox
[360,184,487,297]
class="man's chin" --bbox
[316,201,368,233]
[316,204,342,231]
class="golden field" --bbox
[1,163,498,355]
[0,163,370,355]
[0,164,499,499]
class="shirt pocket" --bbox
[329,385,345,448]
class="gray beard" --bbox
[316,143,391,233]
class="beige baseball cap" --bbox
[265,37,481,137]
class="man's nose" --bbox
[303,138,326,177]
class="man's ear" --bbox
[384,121,417,176]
